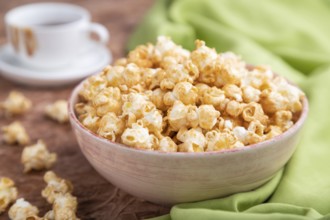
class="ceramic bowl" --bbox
[68,80,308,205]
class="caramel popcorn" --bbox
[41,171,79,220]
[45,100,69,123]
[8,198,39,220]
[52,193,79,220]
[0,177,18,214]
[0,91,31,117]
[75,36,305,152]
[41,171,73,204]
[21,140,57,173]
[205,130,238,151]
[177,127,206,152]
[2,121,30,145]
[121,120,158,150]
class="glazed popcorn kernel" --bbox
[8,198,39,220]
[42,171,73,204]
[164,82,199,106]
[197,105,220,130]
[21,140,57,173]
[0,91,31,117]
[177,127,206,152]
[51,193,79,220]
[0,177,18,214]
[158,137,178,152]
[242,102,268,125]
[200,86,225,108]
[121,121,158,150]
[45,100,69,123]
[2,121,30,146]
[75,36,305,152]
[205,130,239,151]
[97,112,125,141]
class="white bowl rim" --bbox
[68,76,309,157]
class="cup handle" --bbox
[89,23,110,44]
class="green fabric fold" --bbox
[128,0,330,219]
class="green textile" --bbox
[128,0,330,219]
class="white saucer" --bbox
[0,43,111,87]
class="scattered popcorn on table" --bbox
[75,36,305,152]
[41,171,73,204]
[2,121,30,145]
[8,198,39,220]
[21,140,57,173]
[0,91,31,117]
[41,171,79,220]
[51,193,79,220]
[0,177,18,214]
[45,100,69,123]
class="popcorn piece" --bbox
[273,110,293,131]
[8,198,39,220]
[242,102,268,125]
[197,105,220,130]
[0,91,31,116]
[122,92,150,118]
[0,177,18,214]
[122,63,142,88]
[167,101,188,131]
[191,40,217,84]
[148,69,166,90]
[80,111,100,133]
[241,66,273,89]
[218,117,235,131]
[21,140,57,173]
[93,87,122,116]
[232,126,249,144]
[43,210,55,220]
[206,130,237,151]
[248,120,265,136]
[164,82,198,106]
[264,125,283,140]
[158,137,178,152]
[148,88,167,111]
[186,105,199,128]
[105,65,125,88]
[97,113,125,141]
[200,86,226,109]
[52,193,79,220]
[127,44,154,68]
[242,86,261,103]
[273,76,304,113]
[2,121,30,145]
[260,89,289,114]
[141,105,163,134]
[41,171,73,204]
[223,84,243,102]
[225,100,243,118]
[79,74,107,101]
[121,121,158,150]
[45,100,69,123]
[214,52,246,87]
[160,64,195,90]
[177,127,206,152]
[155,36,190,68]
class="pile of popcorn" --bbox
[1,90,78,219]
[76,36,305,153]
[2,172,79,220]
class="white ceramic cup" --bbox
[5,3,109,69]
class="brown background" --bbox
[0,0,170,219]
